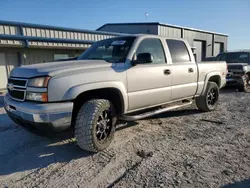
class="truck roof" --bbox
[111,34,187,41]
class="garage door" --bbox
[193,40,206,62]
[214,42,224,56]
[5,52,19,76]
[0,53,8,89]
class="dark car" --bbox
[216,50,250,92]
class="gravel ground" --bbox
[0,89,249,188]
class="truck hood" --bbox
[227,63,248,66]
[10,60,113,78]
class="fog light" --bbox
[26,92,48,102]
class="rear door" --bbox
[127,38,172,111]
[166,39,198,101]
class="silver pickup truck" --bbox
[4,34,227,152]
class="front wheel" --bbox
[75,99,117,152]
[196,81,219,112]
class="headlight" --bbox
[28,76,50,87]
[243,66,247,72]
[26,92,48,102]
[26,76,50,102]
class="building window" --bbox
[54,54,69,60]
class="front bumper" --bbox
[226,75,245,86]
[4,94,73,134]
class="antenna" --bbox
[145,12,148,21]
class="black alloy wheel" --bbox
[196,81,219,112]
[96,110,112,143]
[75,99,117,152]
[207,87,219,107]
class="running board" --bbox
[120,101,192,121]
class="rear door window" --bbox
[166,39,191,63]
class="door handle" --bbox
[164,69,171,75]
[188,68,194,73]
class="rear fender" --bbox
[201,72,223,95]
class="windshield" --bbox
[77,36,136,63]
[217,52,249,63]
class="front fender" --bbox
[63,81,128,113]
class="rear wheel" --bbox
[238,74,250,92]
[196,81,219,112]
[75,99,117,152]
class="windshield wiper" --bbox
[104,59,113,63]
[82,57,122,63]
[87,58,102,60]
[84,58,113,63]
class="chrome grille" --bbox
[7,77,28,101]
[8,78,27,88]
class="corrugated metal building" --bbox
[0,20,124,89]
[0,20,228,89]
[97,22,228,63]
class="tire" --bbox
[238,74,250,92]
[196,81,219,112]
[75,99,117,152]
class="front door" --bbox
[127,38,172,111]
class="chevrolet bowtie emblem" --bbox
[8,83,14,91]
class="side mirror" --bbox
[132,53,153,65]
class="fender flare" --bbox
[63,81,128,113]
[201,72,222,95]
